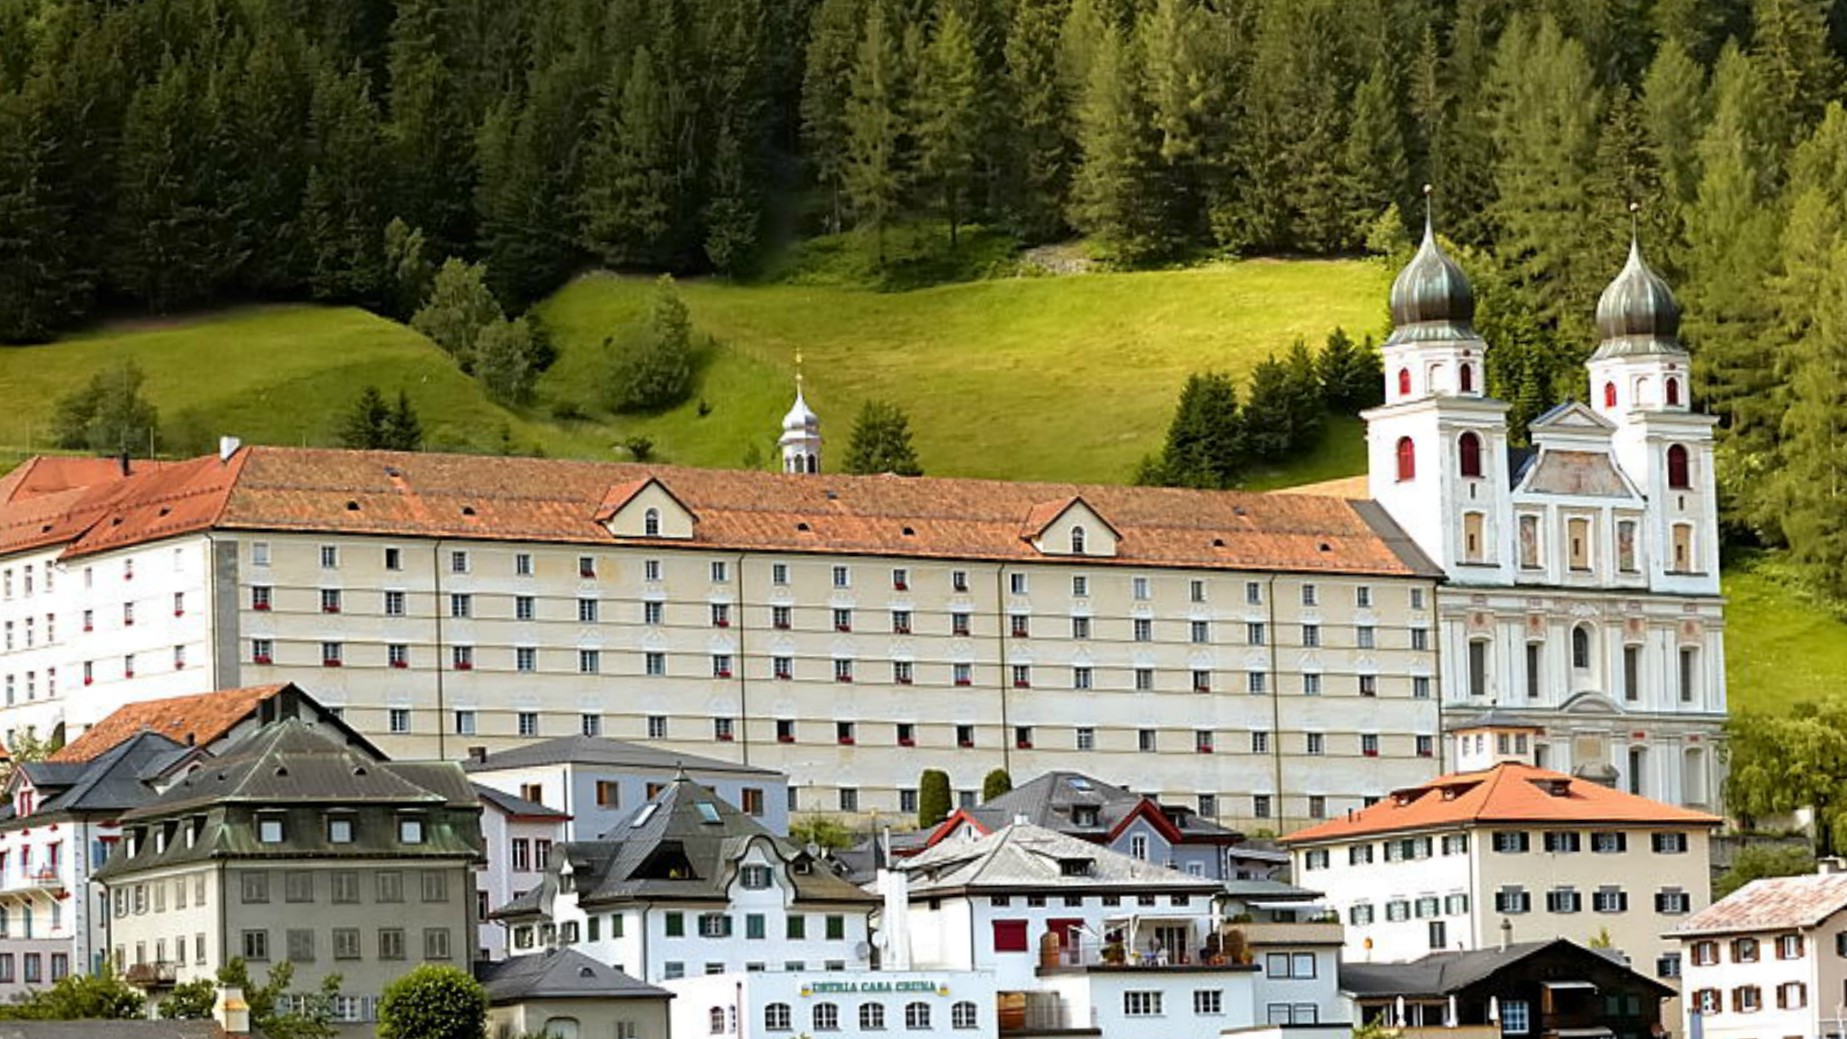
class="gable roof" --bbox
[0,447,1441,578]
[1517,449,1638,498]
[900,822,1224,896]
[7,731,186,823]
[474,783,570,821]
[1020,496,1120,540]
[1530,400,1616,432]
[1340,938,1672,999]
[929,771,1242,850]
[1280,762,1721,844]
[479,947,669,1003]
[1672,871,1847,938]
[464,735,780,777]
[51,683,382,763]
[595,476,697,525]
[501,774,870,915]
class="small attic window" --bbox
[158,506,171,516]
[1059,858,1092,877]
[695,802,722,825]
[1318,542,1332,552]
[796,522,811,532]
[1233,506,1247,517]
[631,804,660,828]
[112,516,123,526]
[825,490,838,500]
[1212,537,1226,547]
[1068,777,1093,791]
[1070,526,1087,554]
[383,466,401,478]
[578,966,596,978]
[461,505,477,516]
[901,527,915,537]
[643,508,661,537]
[346,501,360,511]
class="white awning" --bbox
[1246,899,1333,912]
[1542,981,1598,991]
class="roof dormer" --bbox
[1023,497,1119,558]
[598,477,697,540]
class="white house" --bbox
[473,784,568,961]
[1671,868,1847,1039]
[494,772,876,983]
[665,970,999,1039]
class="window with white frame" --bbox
[1123,992,1162,1018]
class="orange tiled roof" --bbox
[1280,762,1721,844]
[0,446,1439,577]
[50,683,292,762]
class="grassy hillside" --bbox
[1722,550,1847,716]
[533,260,1389,483]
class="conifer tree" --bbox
[1282,338,1325,449]
[340,386,393,449]
[581,46,679,268]
[1144,370,1244,489]
[802,0,865,232]
[916,6,981,246]
[1002,0,1072,242]
[1486,14,1603,339]
[1777,239,1847,590]
[301,63,389,305]
[1069,26,1165,263]
[111,58,221,313]
[1749,0,1839,140]
[844,400,924,476]
[384,0,473,256]
[1240,356,1294,460]
[1641,39,1711,221]
[844,2,906,264]
[1341,58,1410,242]
[0,80,89,342]
[700,0,769,274]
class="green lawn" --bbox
[535,259,1391,482]
[1723,549,1847,716]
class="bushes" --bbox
[377,964,487,1039]
[606,275,697,412]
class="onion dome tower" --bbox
[779,352,822,475]
[1382,189,1488,404]
[1589,211,1691,417]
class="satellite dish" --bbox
[854,941,873,960]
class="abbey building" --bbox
[0,223,1724,829]
[1358,218,1724,808]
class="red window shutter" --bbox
[991,920,1028,954]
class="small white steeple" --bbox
[780,351,821,475]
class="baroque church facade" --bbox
[1361,215,1725,808]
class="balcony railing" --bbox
[7,868,63,892]
[123,962,178,986]
[1037,939,1244,972]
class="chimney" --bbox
[468,746,487,764]
[218,435,241,463]
[216,985,250,1036]
[117,451,131,477]
[1819,856,1847,875]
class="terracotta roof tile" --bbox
[1673,872,1847,937]
[0,447,1441,578]
[51,683,291,762]
[1280,762,1721,844]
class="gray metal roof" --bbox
[900,822,1225,896]
[500,774,871,916]
[474,783,569,820]
[957,771,1244,845]
[4,731,187,827]
[480,947,670,1003]
[1339,939,1660,998]
[464,735,779,777]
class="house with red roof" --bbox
[1281,718,1717,1023]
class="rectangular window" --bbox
[320,642,342,667]
[771,563,789,585]
[1132,576,1150,600]
[1123,992,1163,1018]
[1468,641,1488,696]
[1302,673,1321,696]
[1076,727,1095,751]
[242,930,269,961]
[648,716,668,739]
[1302,624,1320,648]
[1246,581,1262,605]
[517,712,538,737]
[1248,622,1266,645]
[423,928,451,960]
[389,709,410,734]
[1190,620,1209,643]
[1679,647,1697,703]
[320,545,338,569]
[514,552,532,576]
[646,652,666,676]
[1135,668,1154,692]
[516,596,535,621]
[710,561,729,583]
[1073,575,1090,597]
[1073,667,1092,690]
[951,611,971,636]
[453,711,476,736]
[1133,618,1152,642]
[319,589,341,614]
[579,649,600,675]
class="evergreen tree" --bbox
[918,769,952,827]
[1282,338,1325,449]
[1485,14,1603,340]
[386,389,424,451]
[110,57,226,313]
[1143,370,1244,488]
[1317,328,1382,412]
[339,385,393,448]
[844,2,906,264]
[1238,0,1351,252]
[382,218,434,322]
[301,63,388,305]
[1002,0,1071,242]
[1684,44,1786,535]
[802,0,865,232]
[916,6,981,246]
[384,0,473,256]
[51,361,161,457]
[1140,0,1218,243]
[1641,39,1711,223]
[1069,26,1165,263]
[1750,0,1838,139]
[1586,90,1670,268]
[1240,356,1294,460]
[581,46,680,268]
[222,30,311,296]
[701,0,769,274]
[0,79,90,342]
[981,768,1012,801]
[1341,58,1410,244]
[843,400,924,475]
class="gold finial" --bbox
[795,349,804,391]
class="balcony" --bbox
[123,962,178,987]
[3,867,63,896]
[1230,919,1345,947]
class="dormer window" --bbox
[644,508,661,537]
[398,816,425,845]
[1070,527,1086,554]
[15,790,32,819]
[257,816,285,844]
[1059,858,1092,877]
[1072,807,1099,827]
[327,816,354,844]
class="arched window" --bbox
[541,1018,581,1039]
[1666,376,1682,406]
[813,1004,839,1032]
[952,1002,980,1030]
[1571,625,1592,670]
[1603,381,1617,408]
[1459,362,1475,394]
[1397,368,1412,397]
[1070,526,1087,554]
[806,453,818,474]
[906,1002,933,1030]
[860,1004,885,1030]
[1395,437,1416,481]
[765,1004,793,1032]
[710,1007,727,1034]
[1458,432,1483,478]
[1666,445,1690,489]
[643,508,661,537]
